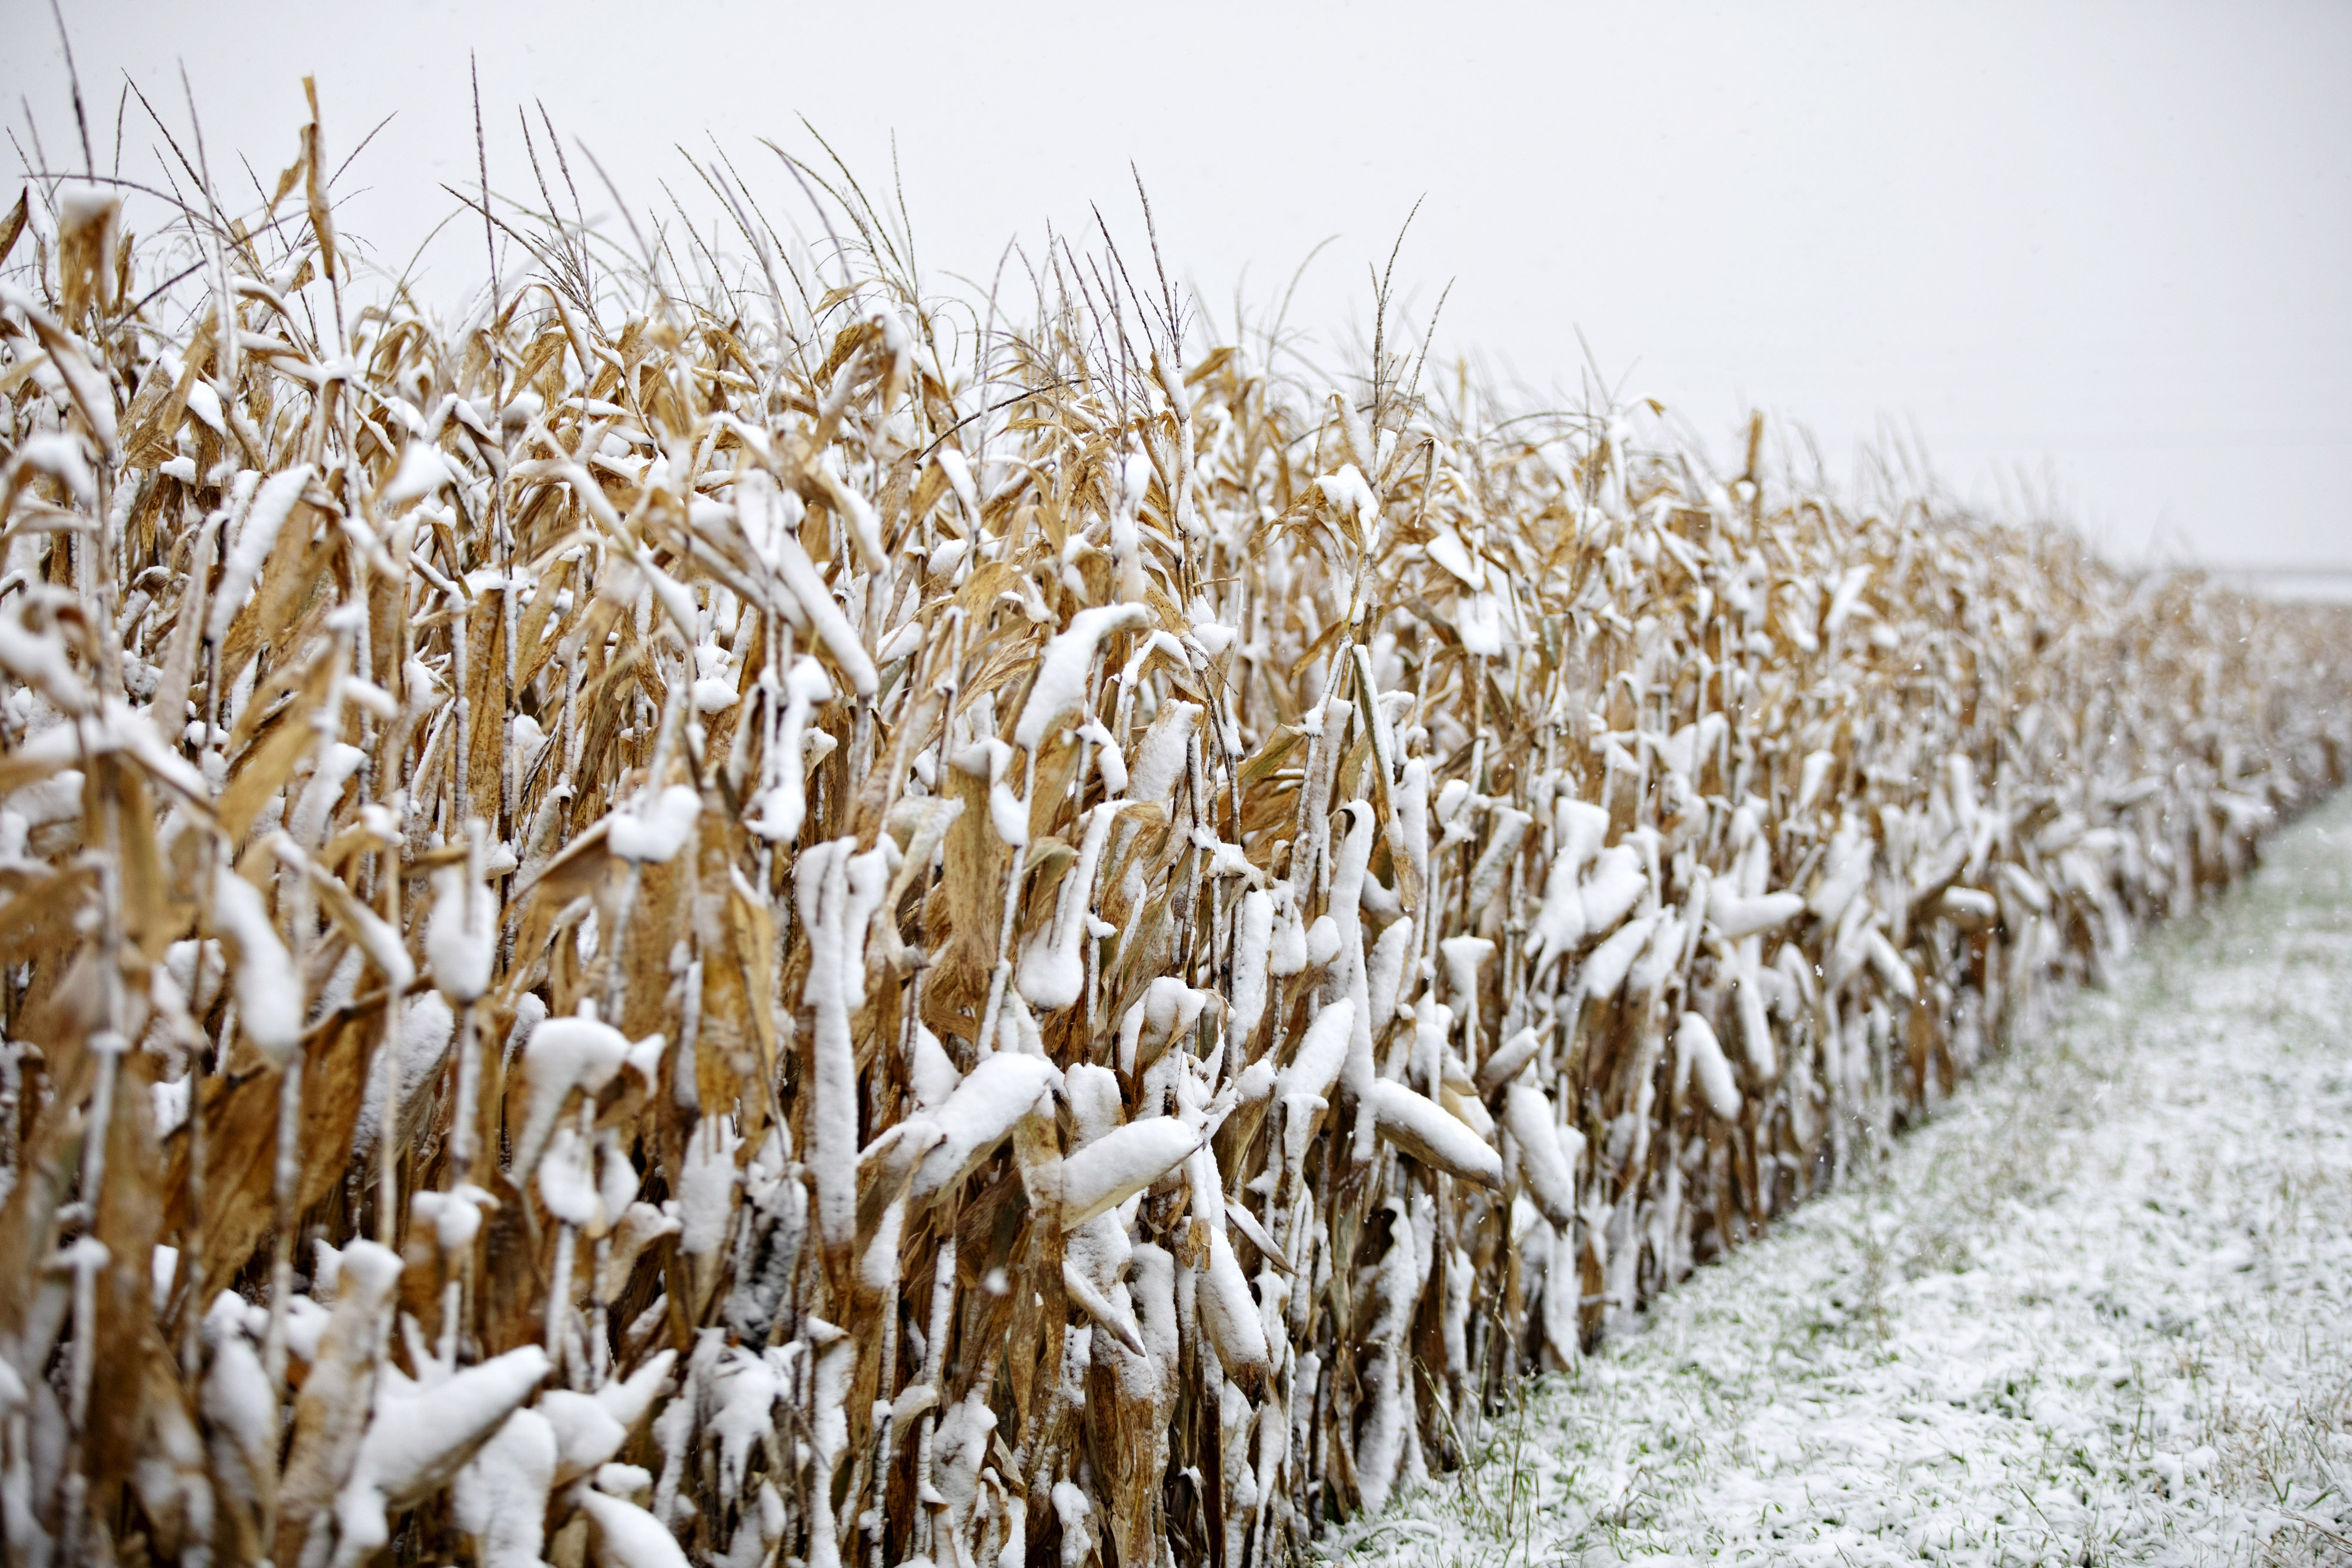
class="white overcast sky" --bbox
[8,0,2349,573]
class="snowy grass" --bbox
[1335,793,2352,1566]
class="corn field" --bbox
[0,99,2346,1568]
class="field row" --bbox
[0,152,2344,1567]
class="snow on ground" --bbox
[1334,794,2352,1566]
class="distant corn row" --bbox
[0,112,2346,1568]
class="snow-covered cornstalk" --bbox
[0,112,2346,1567]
